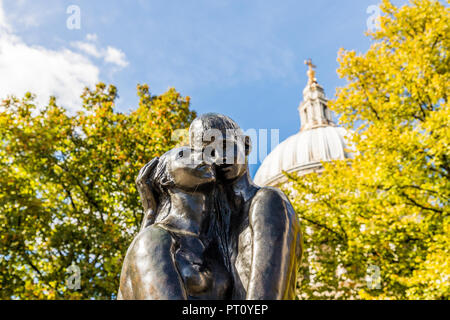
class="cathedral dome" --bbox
[254,60,353,187]
[254,125,352,186]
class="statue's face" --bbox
[212,135,248,182]
[166,147,216,190]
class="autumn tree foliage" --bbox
[0,83,196,299]
[289,0,449,300]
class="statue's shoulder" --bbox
[249,186,295,221]
[129,225,174,258]
[252,186,292,207]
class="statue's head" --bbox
[189,113,251,182]
[151,146,216,192]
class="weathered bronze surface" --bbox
[118,113,302,300]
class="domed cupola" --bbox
[254,59,353,187]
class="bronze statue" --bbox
[118,113,302,300]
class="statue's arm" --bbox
[246,188,301,300]
[119,226,187,300]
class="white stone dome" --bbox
[254,125,352,186]
[254,62,353,187]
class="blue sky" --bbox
[0,0,407,176]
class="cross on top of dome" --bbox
[304,58,317,85]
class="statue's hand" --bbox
[135,158,159,221]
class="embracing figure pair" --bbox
[118,113,302,300]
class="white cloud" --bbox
[0,1,99,112]
[104,46,129,68]
[70,34,129,69]
[86,33,98,42]
[71,41,102,58]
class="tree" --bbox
[0,83,196,299]
[288,0,449,300]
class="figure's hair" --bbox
[191,113,241,131]
[189,113,243,145]
[151,153,175,190]
[138,150,176,231]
